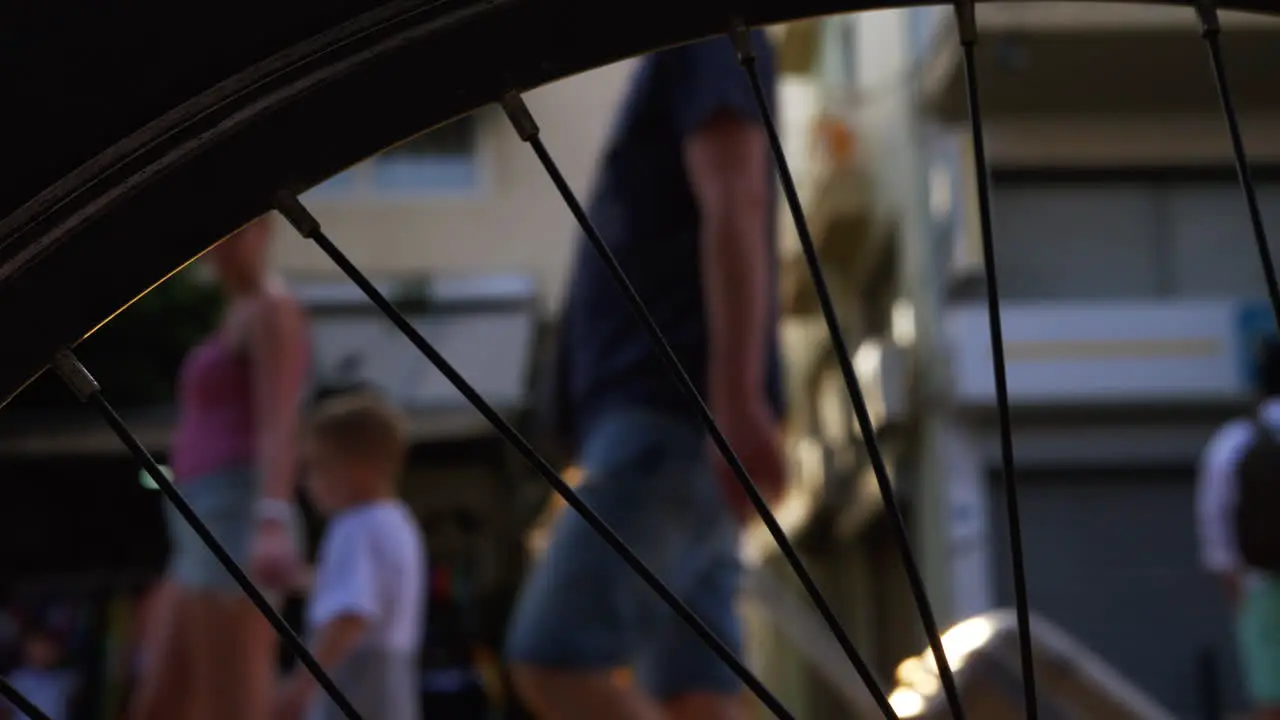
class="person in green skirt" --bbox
[1197,338,1280,719]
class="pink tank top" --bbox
[171,334,256,482]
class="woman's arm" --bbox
[248,293,309,504]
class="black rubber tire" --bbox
[0,0,1275,404]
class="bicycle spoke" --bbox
[1196,0,1280,325]
[273,193,796,720]
[1,677,53,720]
[953,1,1038,716]
[48,349,366,720]
[730,22,963,720]
[499,92,897,718]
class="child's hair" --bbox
[309,392,409,469]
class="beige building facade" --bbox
[272,59,638,313]
[748,3,1280,718]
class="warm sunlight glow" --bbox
[896,656,940,696]
[895,655,925,685]
[852,339,883,382]
[562,465,584,487]
[891,298,917,347]
[792,435,826,495]
[940,615,996,671]
[888,687,926,718]
[852,340,886,429]
[889,615,998,716]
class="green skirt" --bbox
[1239,573,1280,704]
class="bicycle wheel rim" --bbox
[1,0,1275,404]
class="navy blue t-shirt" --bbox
[556,32,784,449]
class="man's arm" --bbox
[666,36,774,397]
[684,112,772,399]
[672,35,785,516]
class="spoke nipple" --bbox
[728,19,756,64]
[51,348,100,402]
[954,0,978,46]
[1194,0,1221,37]
[500,93,539,142]
[274,192,320,238]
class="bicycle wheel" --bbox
[3,1,1278,719]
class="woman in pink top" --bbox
[131,214,310,720]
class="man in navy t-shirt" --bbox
[506,31,784,720]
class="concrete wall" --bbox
[270,59,637,313]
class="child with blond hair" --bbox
[276,393,426,720]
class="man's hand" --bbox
[678,64,779,525]
[686,111,779,525]
[711,389,785,524]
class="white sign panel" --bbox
[947,298,1249,406]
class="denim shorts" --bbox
[165,466,278,594]
[505,407,742,699]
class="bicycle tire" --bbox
[0,0,1274,405]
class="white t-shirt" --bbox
[308,499,426,652]
[306,499,426,720]
[4,667,76,720]
[1195,398,1280,574]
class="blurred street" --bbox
[6,4,1280,719]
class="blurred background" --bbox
[4,2,1280,718]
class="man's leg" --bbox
[505,411,706,720]
[509,667,663,720]
[637,470,746,720]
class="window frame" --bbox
[303,112,492,203]
[979,166,1280,301]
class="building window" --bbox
[984,176,1280,302]
[908,6,946,60]
[306,114,481,199]
[818,17,857,90]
